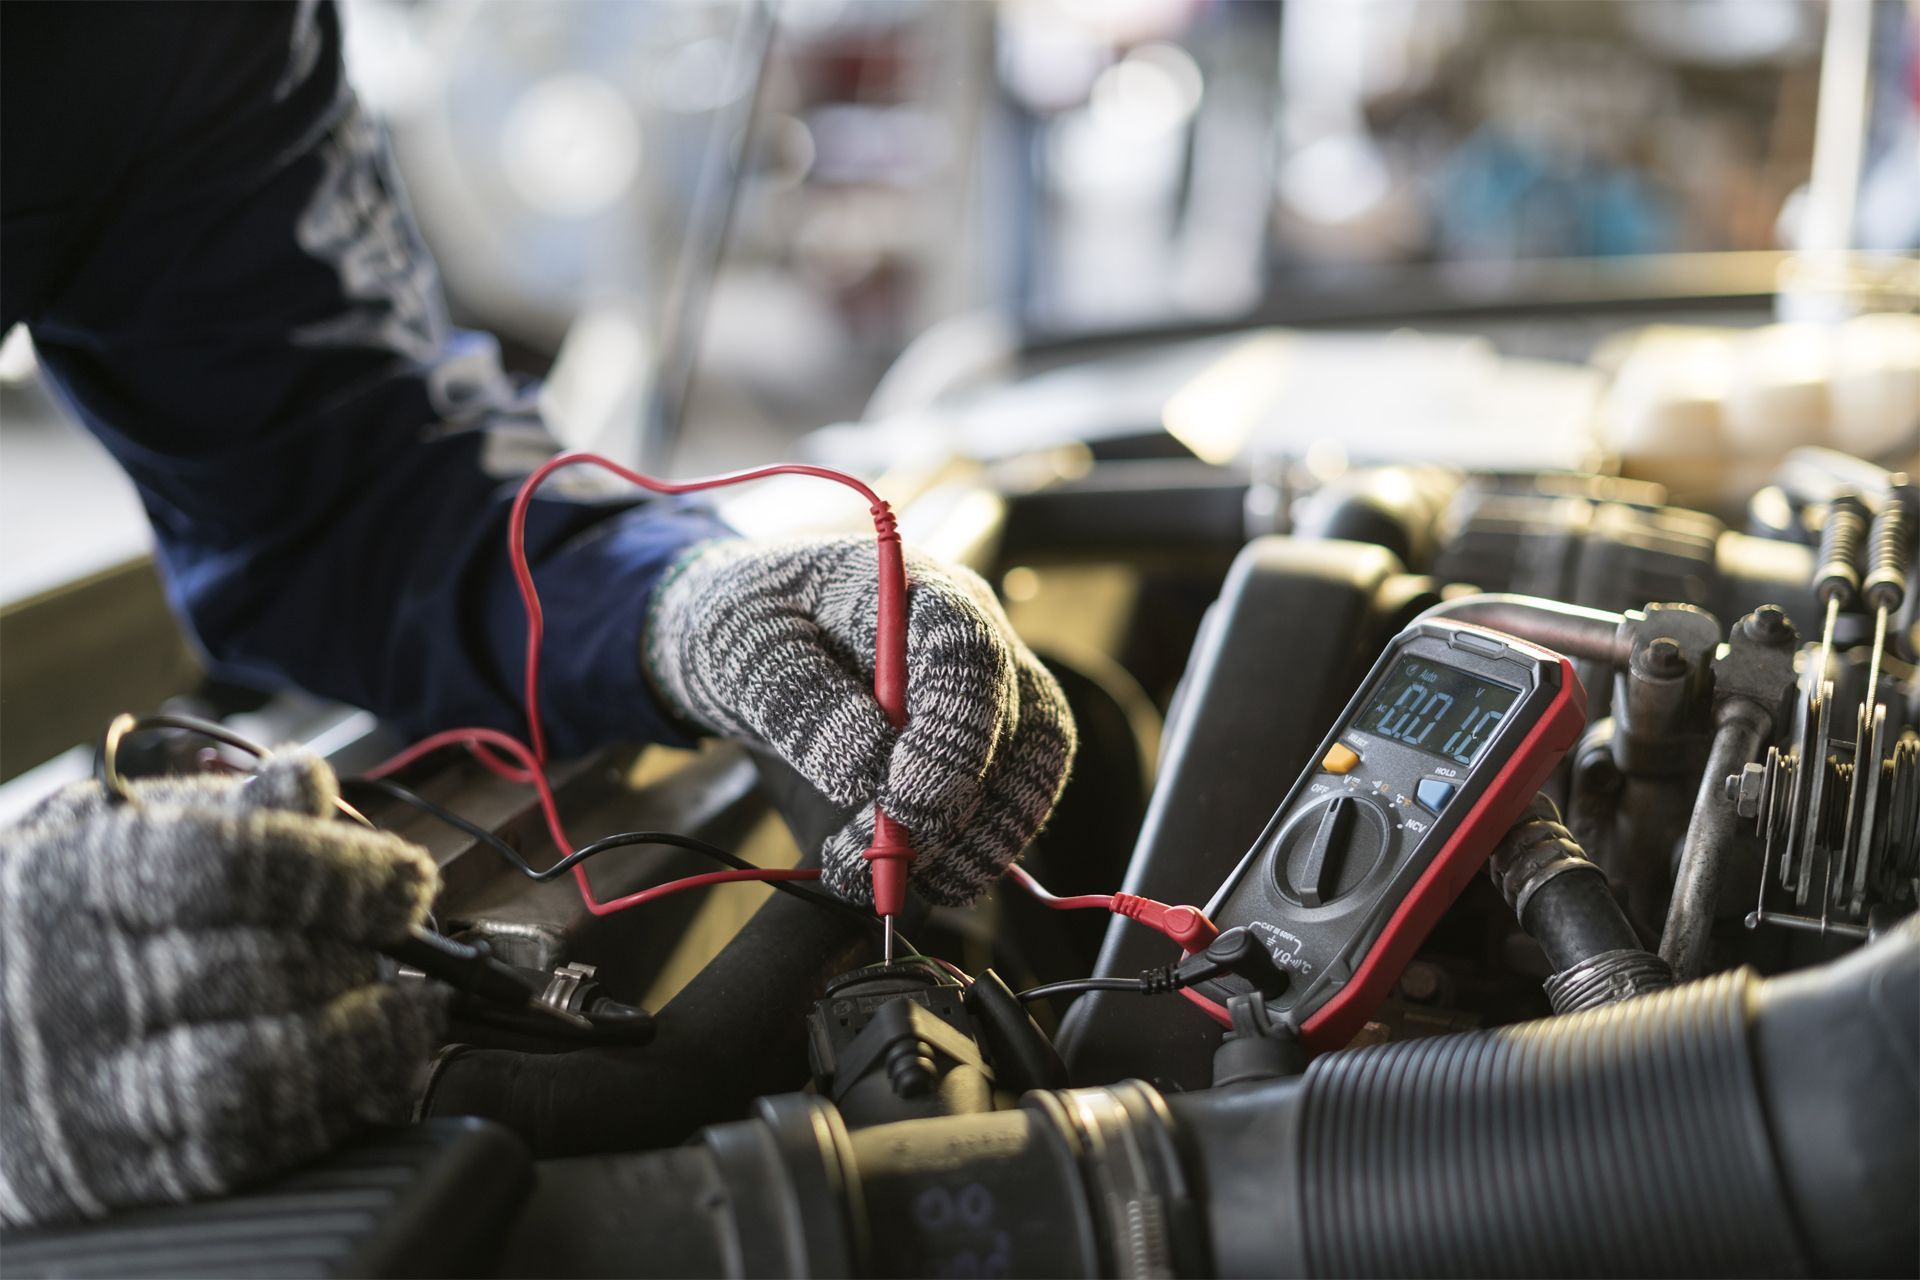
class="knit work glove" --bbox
[0,752,442,1229]
[647,537,1077,906]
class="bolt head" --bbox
[1643,635,1687,676]
[1729,761,1767,818]
[1398,962,1442,1002]
[1745,605,1795,646]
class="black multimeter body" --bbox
[1201,619,1586,1051]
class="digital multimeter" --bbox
[1201,619,1586,1051]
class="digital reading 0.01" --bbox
[1365,657,1519,766]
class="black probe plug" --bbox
[387,927,540,1005]
[1175,927,1292,993]
[1020,929,1294,1008]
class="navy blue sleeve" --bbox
[3,1,733,757]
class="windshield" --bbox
[351,0,1916,427]
[1007,0,1914,328]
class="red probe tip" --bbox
[865,810,914,919]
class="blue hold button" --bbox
[1416,778,1458,814]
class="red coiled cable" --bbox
[368,451,914,917]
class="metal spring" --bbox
[1818,760,1854,853]
[1814,493,1870,608]
[1862,482,1915,613]
[1757,740,1919,916]
[1875,738,1920,900]
[1774,757,1854,909]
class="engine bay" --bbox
[5,320,1917,1278]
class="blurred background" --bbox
[3,0,1916,609]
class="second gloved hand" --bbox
[645,537,1076,905]
[0,753,442,1228]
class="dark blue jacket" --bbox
[1,0,731,756]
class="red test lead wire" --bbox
[1004,865,1231,1026]
[369,451,916,921]
[363,723,829,914]
[1004,863,1113,911]
[1005,865,1219,949]
[501,454,906,767]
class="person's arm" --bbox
[4,2,1078,906]
[7,1,727,755]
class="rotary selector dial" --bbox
[1271,794,1392,908]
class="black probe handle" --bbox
[387,927,543,1006]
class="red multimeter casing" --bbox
[1201,619,1586,1052]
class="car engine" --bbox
[6,333,1916,1278]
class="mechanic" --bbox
[0,1,1074,1227]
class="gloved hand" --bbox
[0,752,442,1228]
[647,537,1077,906]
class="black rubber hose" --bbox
[1295,972,1792,1276]
[1488,794,1672,1012]
[1489,794,1637,967]
[1749,919,1920,1274]
[1524,871,1640,967]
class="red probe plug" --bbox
[1005,866,1220,952]
[1109,893,1220,952]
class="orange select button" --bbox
[1321,743,1361,775]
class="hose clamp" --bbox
[1028,1082,1191,1279]
[1493,819,1608,922]
[539,962,599,1015]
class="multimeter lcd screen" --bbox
[1363,657,1520,766]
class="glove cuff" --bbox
[640,538,735,737]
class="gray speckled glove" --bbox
[0,752,442,1229]
[646,537,1077,906]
